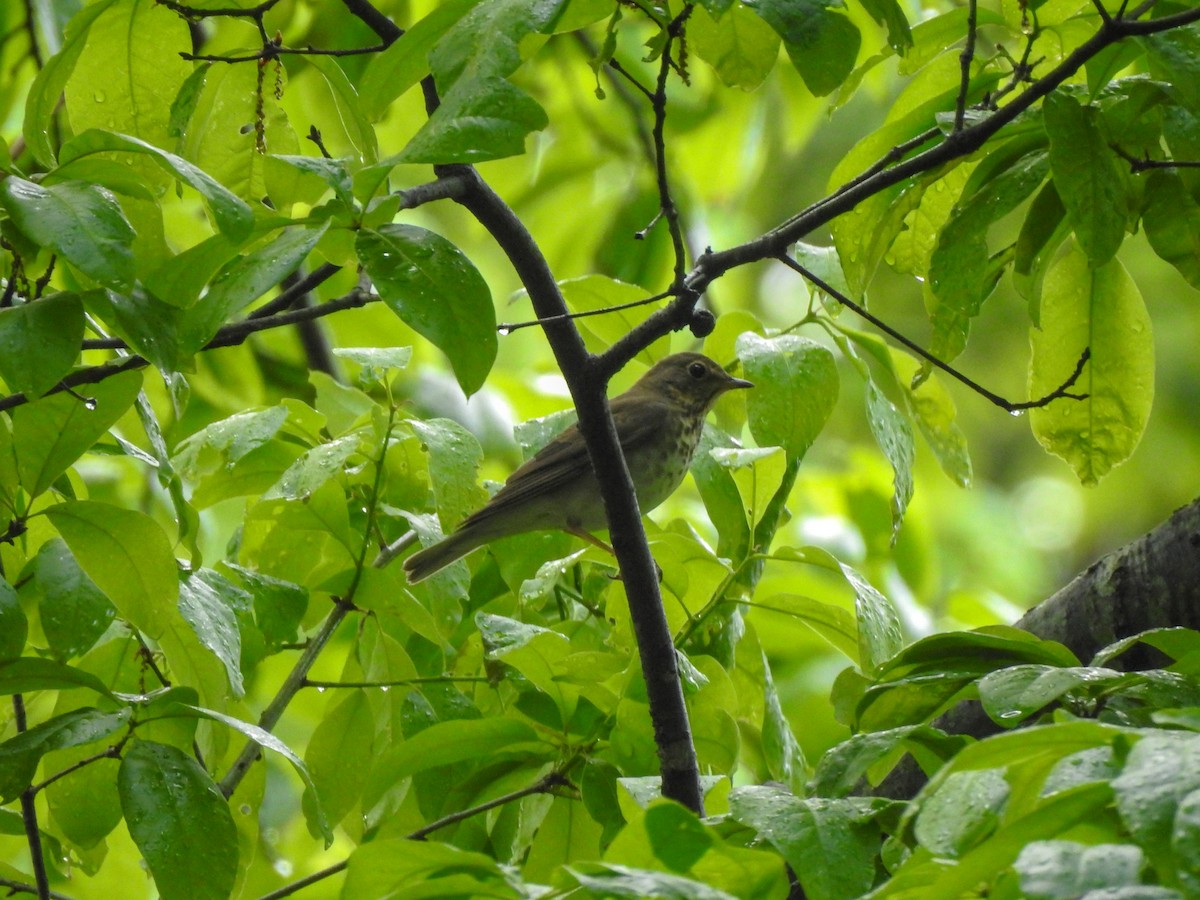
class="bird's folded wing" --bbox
[461,399,665,530]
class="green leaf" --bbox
[301,689,374,835]
[262,435,358,501]
[1014,181,1070,315]
[172,405,289,482]
[1029,242,1153,485]
[690,3,781,92]
[0,707,129,804]
[710,446,786,531]
[165,702,330,843]
[58,130,254,240]
[21,0,118,167]
[343,838,513,900]
[44,501,179,640]
[889,350,972,488]
[856,0,912,53]
[303,56,378,163]
[1142,169,1200,290]
[1013,840,1145,897]
[738,332,839,460]
[34,538,116,661]
[142,233,242,309]
[1044,91,1128,267]
[865,380,914,541]
[729,785,882,900]
[1111,732,1200,875]
[0,579,27,660]
[362,718,540,816]
[559,275,670,366]
[564,862,741,900]
[758,594,858,661]
[178,570,245,698]
[429,0,565,89]
[645,803,714,873]
[396,76,548,164]
[0,177,134,289]
[61,0,192,155]
[0,657,116,700]
[411,418,486,529]
[750,0,861,97]
[118,741,238,900]
[811,725,966,797]
[358,0,479,121]
[178,223,329,355]
[357,224,497,395]
[0,294,84,399]
[978,665,1122,725]
[11,368,142,499]
[222,563,308,653]
[928,150,1049,362]
[914,767,1008,856]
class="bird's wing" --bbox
[460,396,665,530]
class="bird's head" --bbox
[635,352,753,413]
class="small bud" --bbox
[689,309,716,338]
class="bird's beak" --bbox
[726,374,753,391]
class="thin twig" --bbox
[0,878,74,900]
[954,0,979,131]
[497,290,674,334]
[13,696,51,900]
[1110,143,1200,172]
[408,770,574,840]
[302,676,489,689]
[30,746,123,795]
[256,861,348,900]
[781,255,1090,412]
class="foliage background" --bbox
[1,0,1199,897]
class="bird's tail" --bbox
[402,528,487,583]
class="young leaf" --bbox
[1029,243,1153,485]
[357,224,497,395]
[118,740,238,900]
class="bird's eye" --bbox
[688,362,707,379]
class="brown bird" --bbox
[403,352,752,583]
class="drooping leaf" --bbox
[750,0,862,97]
[1029,242,1153,485]
[738,332,839,461]
[357,224,496,395]
[1044,91,1129,267]
[34,538,116,661]
[118,740,238,900]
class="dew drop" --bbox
[93,91,106,103]
[83,396,98,411]
[498,325,512,336]
[1008,408,1025,418]
[316,686,326,693]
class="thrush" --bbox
[403,352,752,582]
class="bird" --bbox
[402,352,752,583]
